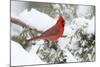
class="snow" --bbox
[63,48,77,62]
[52,4,61,9]
[64,17,95,36]
[11,1,29,17]
[76,6,94,18]
[11,23,23,36]
[18,8,57,32]
[60,16,95,51]
[86,17,95,34]
[11,8,57,37]
[58,38,70,49]
[11,40,46,66]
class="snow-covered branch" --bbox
[11,17,43,33]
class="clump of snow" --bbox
[18,8,57,32]
[11,40,46,66]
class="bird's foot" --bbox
[50,45,58,51]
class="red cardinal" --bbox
[27,15,65,50]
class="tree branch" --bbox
[11,17,43,33]
[11,17,29,28]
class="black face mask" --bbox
[62,20,65,27]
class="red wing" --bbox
[41,25,60,38]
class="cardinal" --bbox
[27,15,65,50]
